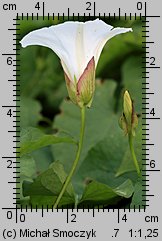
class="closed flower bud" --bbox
[119,90,138,136]
[123,90,132,126]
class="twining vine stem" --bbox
[53,106,86,208]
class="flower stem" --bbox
[53,106,86,208]
[128,133,141,176]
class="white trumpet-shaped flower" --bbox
[20,19,132,107]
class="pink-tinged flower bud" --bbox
[64,57,95,107]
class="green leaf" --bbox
[19,127,76,157]
[79,179,134,207]
[20,155,36,177]
[114,179,134,198]
[31,147,54,175]
[18,155,37,204]
[20,97,42,128]
[130,181,143,207]
[23,161,75,207]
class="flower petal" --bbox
[83,19,132,67]
[20,23,78,81]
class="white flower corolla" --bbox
[20,19,132,107]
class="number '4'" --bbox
[35,2,40,10]
[150,108,155,116]
[122,214,127,222]
[7,109,12,117]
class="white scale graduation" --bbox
[0,0,161,240]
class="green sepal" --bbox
[64,72,78,105]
